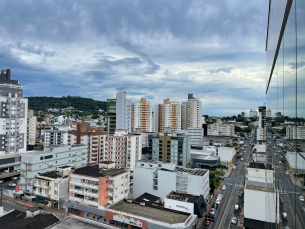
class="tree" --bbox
[241,111,246,117]
[235,126,242,132]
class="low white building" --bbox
[208,124,234,136]
[286,125,305,139]
[178,128,203,147]
[33,166,71,208]
[44,130,68,146]
[133,160,209,200]
[217,147,236,162]
[20,144,87,197]
[286,151,305,170]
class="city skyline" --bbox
[0,0,269,116]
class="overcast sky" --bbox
[0,0,269,116]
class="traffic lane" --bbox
[2,199,27,212]
[287,193,305,228]
[210,184,235,229]
[222,187,239,227]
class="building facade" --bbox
[27,110,37,150]
[131,98,152,132]
[44,130,68,147]
[133,160,209,201]
[116,92,132,132]
[286,125,305,139]
[256,104,266,141]
[107,99,116,134]
[153,99,181,133]
[19,145,87,197]
[181,93,202,130]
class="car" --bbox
[215,199,221,204]
[210,208,216,215]
[299,196,304,202]
[234,204,240,212]
[217,194,223,199]
[241,158,243,161]
[283,212,288,221]
[286,171,289,175]
[13,177,18,180]
[233,166,236,170]
[279,161,282,164]
[204,220,211,226]
[238,191,244,198]
[235,162,238,165]
[8,182,16,187]
[213,203,219,210]
[222,185,226,190]
[231,216,237,224]
[4,170,9,173]
[280,197,284,204]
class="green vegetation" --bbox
[27,96,107,117]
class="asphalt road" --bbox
[270,142,305,229]
[207,138,252,229]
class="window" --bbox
[40,157,43,160]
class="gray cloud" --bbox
[207,67,234,74]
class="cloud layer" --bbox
[0,0,269,116]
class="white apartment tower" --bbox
[116,92,132,132]
[0,69,28,155]
[256,103,266,141]
[181,93,202,130]
[27,110,37,148]
[131,97,152,132]
[154,99,181,133]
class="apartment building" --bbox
[153,99,181,133]
[101,129,142,171]
[286,125,305,140]
[149,128,191,167]
[34,166,71,208]
[133,160,209,200]
[68,162,129,208]
[27,110,36,150]
[256,104,266,141]
[131,97,152,132]
[181,93,202,130]
[44,130,68,146]
[68,122,106,165]
[244,162,277,228]
[207,123,235,136]
[249,109,258,117]
[19,144,87,197]
[116,92,132,132]
[107,99,116,134]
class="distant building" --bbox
[131,97,152,132]
[107,99,116,134]
[249,109,258,117]
[149,128,191,167]
[256,103,266,142]
[286,125,305,139]
[44,130,68,147]
[133,160,209,201]
[181,93,202,130]
[27,110,37,150]
[178,127,203,147]
[68,122,106,165]
[116,92,132,132]
[208,123,234,136]
[20,145,87,198]
[153,99,181,133]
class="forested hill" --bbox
[27,96,107,113]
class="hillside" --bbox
[27,96,107,113]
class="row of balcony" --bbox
[70,181,99,190]
[70,188,99,198]
[69,197,99,206]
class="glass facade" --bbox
[266,0,305,228]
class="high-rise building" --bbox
[181,93,202,130]
[153,99,181,133]
[256,104,266,141]
[27,110,37,150]
[116,92,132,132]
[131,97,152,132]
[107,99,116,134]
[249,109,258,117]
[68,122,106,165]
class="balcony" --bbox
[83,183,99,190]
[69,196,84,203]
[42,185,51,190]
[70,181,82,186]
[108,200,114,205]
[84,191,99,198]
[108,192,113,197]
[108,184,114,189]
[84,199,99,207]
[70,188,84,195]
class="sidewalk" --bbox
[2,195,69,216]
[288,171,303,187]
[224,164,233,177]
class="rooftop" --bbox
[245,180,275,193]
[176,167,207,176]
[49,216,108,229]
[248,162,273,170]
[109,200,190,224]
[73,165,126,178]
[58,165,71,169]
[166,191,201,203]
[38,170,63,179]
[134,192,160,205]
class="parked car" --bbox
[4,170,9,173]
[286,171,289,175]
[280,197,284,204]
[283,212,288,221]
[299,196,304,202]
[231,216,237,224]
[241,158,243,161]
[234,204,240,212]
[238,191,244,198]
[215,199,221,204]
[204,220,211,226]
[222,185,226,190]
[8,182,16,187]
[233,166,236,170]
[213,203,219,210]
[210,208,216,216]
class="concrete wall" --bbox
[217,147,235,162]
[164,198,194,214]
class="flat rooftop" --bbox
[166,191,201,203]
[73,165,126,178]
[49,216,108,229]
[176,167,207,176]
[38,170,62,179]
[109,201,190,224]
[248,162,273,170]
[245,180,275,193]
